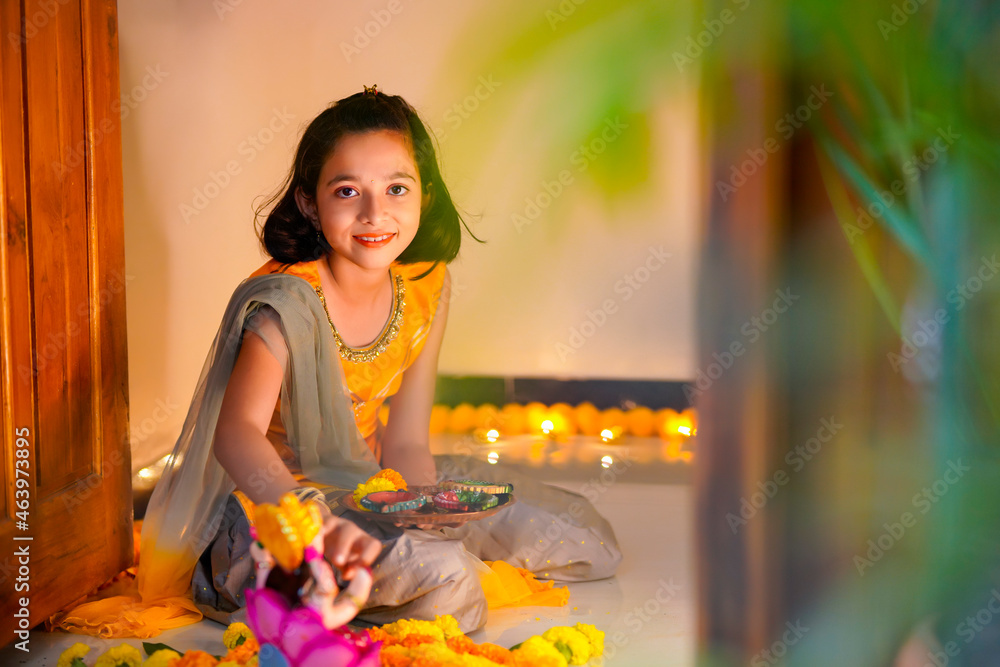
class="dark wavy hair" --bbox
[256,90,471,268]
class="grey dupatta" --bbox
[137,272,380,602]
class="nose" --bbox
[360,190,387,225]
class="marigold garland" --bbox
[57,615,603,667]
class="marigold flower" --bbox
[541,627,591,665]
[222,622,255,649]
[474,643,514,664]
[57,643,91,667]
[170,650,219,667]
[572,622,604,657]
[511,636,568,667]
[373,468,408,491]
[432,614,464,640]
[141,649,182,667]
[94,644,142,667]
[221,637,259,665]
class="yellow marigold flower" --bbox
[254,494,322,572]
[141,649,181,667]
[57,643,91,667]
[379,617,448,642]
[433,614,464,640]
[372,468,407,491]
[512,636,568,667]
[541,627,591,665]
[573,622,604,657]
[352,477,398,507]
[222,622,255,649]
[94,644,143,667]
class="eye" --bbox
[388,184,409,196]
[335,186,358,198]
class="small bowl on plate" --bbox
[360,490,427,514]
[432,490,499,512]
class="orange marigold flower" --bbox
[476,643,514,664]
[400,633,438,648]
[379,647,413,667]
[221,638,259,664]
[172,650,220,667]
[373,468,408,491]
[368,627,394,644]
[446,635,476,654]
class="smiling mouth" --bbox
[353,233,396,247]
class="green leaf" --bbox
[142,641,180,657]
[815,141,902,332]
[71,659,87,667]
[554,640,573,661]
[235,635,246,647]
[821,136,934,268]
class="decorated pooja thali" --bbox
[342,479,516,526]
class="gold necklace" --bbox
[315,272,406,363]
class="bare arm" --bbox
[213,326,299,506]
[214,314,381,570]
[380,269,451,486]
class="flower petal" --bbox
[278,607,327,662]
[295,634,360,667]
[246,589,290,645]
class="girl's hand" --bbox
[321,516,382,580]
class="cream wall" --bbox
[119,0,700,470]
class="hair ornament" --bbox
[363,84,380,96]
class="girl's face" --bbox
[301,130,422,273]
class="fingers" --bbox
[323,517,382,570]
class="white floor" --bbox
[1,479,694,666]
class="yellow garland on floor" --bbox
[57,616,604,667]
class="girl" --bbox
[56,88,621,638]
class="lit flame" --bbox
[486,429,499,443]
[677,425,691,436]
[541,419,554,435]
[487,451,499,464]
[600,428,615,442]
[601,455,613,468]
[137,468,153,480]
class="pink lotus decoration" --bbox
[246,588,381,667]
